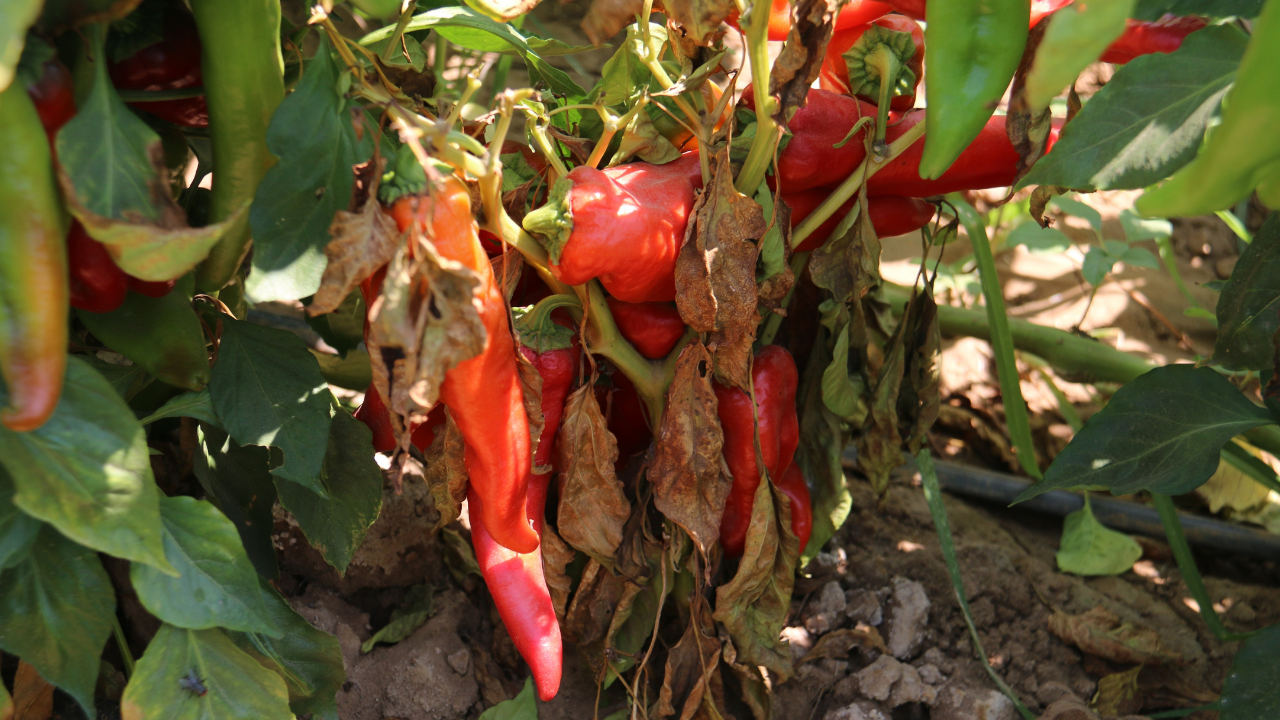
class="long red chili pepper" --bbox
[521,153,702,303]
[107,0,210,127]
[783,189,936,251]
[389,179,538,554]
[605,296,686,360]
[727,0,892,41]
[748,87,877,193]
[819,14,924,112]
[514,303,581,468]
[775,462,813,550]
[715,346,800,558]
[354,382,397,453]
[67,222,129,314]
[1100,16,1207,64]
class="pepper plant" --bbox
[1,0,1279,717]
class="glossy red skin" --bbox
[25,60,76,143]
[1100,16,1206,64]
[886,0,1071,27]
[391,187,538,554]
[775,462,812,550]
[746,87,878,193]
[469,470,561,701]
[409,404,447,451]
[108,4,209,127]
[865,112,1063,197]
[605,297,685,360]
[549,152,702,303]
[819,15,924,112]
[728,0,893,41]
[716,346,799,558]
[67,222,129,314]
[355,382,398,453]
[599,372,651,471]
[127,276,177,298]
[518,322,581,469]
[784,190,936,251]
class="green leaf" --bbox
[131,495,280,636]
[274,408,383,574]
[0,356,171,572]
[1218,623,1280,720]
[209,315,333,495]
[1119,209,1172,242]
[193,425,280,579]
[478,677,538,720]
[0,526,115,717]
[1050,195,1104,232]
[360,584,435,652]
[139,388,222,428]
[1014,364,1276,502]
[230,577,345,720]
[81,355,150,401]
[247,37,373,303]
[368,34,427,71]
[305,290,366,358]
[0,0,42,93]
[0,677,9,720]
[755,186,787,281]
[1082,246,1114,285]
[120,624,294,720]
[1007,222,1072,255]
[818,302,866,425]
[1021,25,1248,191]
[1102,239,1129,257]
[0,464,40,570]
[1119,246,1160,269]
[1134,0,1263,20]
[1025,0,1135,110]
[1056,497,1143,575]
[1213,215,1280,370]
[796,323,853,564]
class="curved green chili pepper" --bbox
[77,274,211,392]
[190,0,285,293]
[1136,3,1280,217]
[920,0,1029,179]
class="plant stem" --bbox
[1152,493,1251,642]
[380,0,419,63]
[527,122,569,179]
[1154,235,1210,322]
[113,616,135,678]
[489,13,525,94]
[433,34,449,96]
[735,0,779,195]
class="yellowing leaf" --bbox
[1056,496,1142,576]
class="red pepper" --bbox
[747,87,877,193]
[783,189,936,251]
[127,277,177,298]
[514,303,582,469]
[715,346,799,558]
[108,0,210,128]
[408,404,447,450]
[598,371,652,471]
[1100,16,1207,64]
[604,296,686,360]
[727,0,893,41]
[521,153,702,303]
[25,58,76,144]
[67,221,129,314]
[389,179,538,554]
[885,0,1071,27]
[775,462,812,550]
[354,381,397,453]
[819,15,924,112]
[468,469,561,701]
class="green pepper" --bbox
[77,274,211,392]
[919,0,1029,179]
[191,0,285,293]
[1136,3,1280,217]
[0,81,68,432]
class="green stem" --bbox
[867,45,900,157]
[1155,235,1210,321]
[1215,209,1251,244]
[113,616,135,678]
[525,293,583,326]
[791,119,927,249]
[1152,493,1251,642]
[735,0,779,195]
[917,449,1036,720]
[489,13,524,93]
[117,87,207,102]
[432,33,448,96]
[527,122,569,179]
[380,1,419,63]
[758,250,810,345]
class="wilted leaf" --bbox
[819,300,866,425]
[657,595,724,719]
[582,0,643,46]
[795,325,854,561]
[418,412,469,531]
[361,584,435,652]
[675,151,766,388]
[1055,497,1143,576]
[810,216,880,304]
[651,342,732,557]
[0,0,42,94]
[1092,665,1144,717]
[564,559,630,655]
[663,0,734,46]
[555,386,630,565]
[541,523,575,621]
[515,349,548,475]
[1049,607,1189,665]
[858,313,907,496]
[713,476,797,682]
[769,0,841,126]
[1200,440,1275,514]
[897,288,940,453]
[440,526,482,589]
[1005,20,1055,189]
[611,109,681,166]
[13,660,54,720]
[310,196,403,315]
[801,625,888,663]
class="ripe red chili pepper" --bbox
[604,296,686,360]
[514,304,582,468]
[819,15,924,112]
[408,404,447,450]
[389,179,539,554]
[67,222,129,314]
[715,346,799,558]
[468,470,561,701]
[747,87,877,193]
[108,1,210,127]
[521,153,702,303]
[25,58,76,144]
[727,0,893,41]
[1100,16,1207,64]
[775,462,812,550]
[354,381,397,453]
[783,189,936,251]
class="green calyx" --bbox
[512,295,581,354]
[378,143,433,206]
[521,177,575,265]
[842,24,917,102]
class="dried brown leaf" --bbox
[614,487,657,585]
[1030,184,1068,228]
[675,151,766,389]
[662,0,734,46]
[489,247,525,303]
[406,411,469,530]
[1091,665,1144,717]
[541,522,575,622]
[657,595,724,720]
[582,0,644,45]
[547,126,596,165]
[897,289,940,454]
[1004,19,1056,192]
[1047,607,1189,666]
[515,345,549,475]
[769,0,840,127]
[800,624,888,664]
[857,312,906,496]
[555,385,630,565]
[13,661,53,720]
[310,198,403,315]
[564,559,630,649]
[809,218,880,304]
[712,476,797,683]
[651,342,731,558]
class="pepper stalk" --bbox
[842,24,918,158]
[734,0,779,195]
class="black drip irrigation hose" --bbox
[841,449,1280,560]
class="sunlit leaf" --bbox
[1055,497,1142,576]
